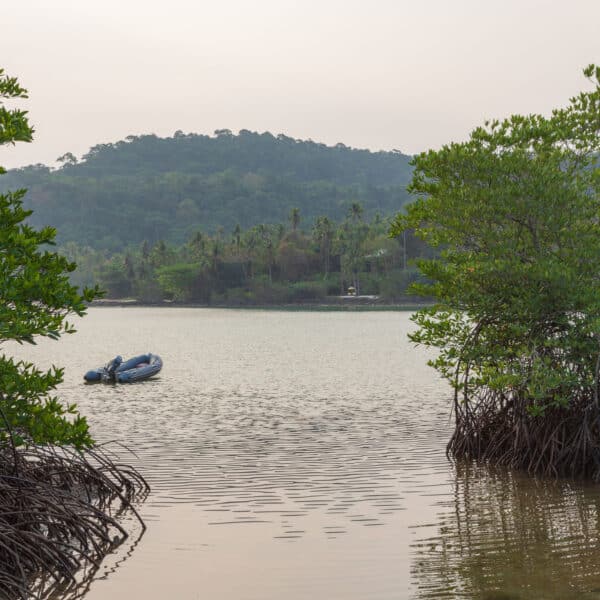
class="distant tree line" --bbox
[63,205,433,305]
[0,130,413,251]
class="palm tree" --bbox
[211,239,222,273]
[349,202,363,223]
[289,207,300,232]
[341,204,367,295]
[232,223,241,256]
[257,224,275,283]
[188,231,205,261]
[313,216,334,278]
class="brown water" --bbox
[8,308,600,599]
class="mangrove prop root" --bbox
[0,443,149,600]
[447,389,600,480]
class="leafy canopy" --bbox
[391,65,600,415]
[0,130,413,250]
[0,68,99,448]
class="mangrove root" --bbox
[448,389,600,480]
[0,443,149,600]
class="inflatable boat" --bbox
[84,353,163,383]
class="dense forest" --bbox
[1,130,413,251]
[0,130,424,304]
[64,204,432,305]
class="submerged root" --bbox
[448,390,600,480]
[0,444,149,600]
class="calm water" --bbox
[8,308,600,599]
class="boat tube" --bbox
[84,353,162,383]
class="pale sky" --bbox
[1,0,598,169]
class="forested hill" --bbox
[1,130,413,250]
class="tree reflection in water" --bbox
[411,461,600,600]
[35,518,145,600]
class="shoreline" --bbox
[89,298,431,311]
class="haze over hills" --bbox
[0,130,413,250]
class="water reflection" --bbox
[31,515,145,600]
[412,461,600,599]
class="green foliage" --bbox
[391,65,600,415]
[156,262,208,302]
[64,205,428,305]
[0,131,413,249]
[337,205,370,295]
[0,69,33,149]
[98,256,133,298]
[0,69,99,448]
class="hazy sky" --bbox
[1,0,598,168]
